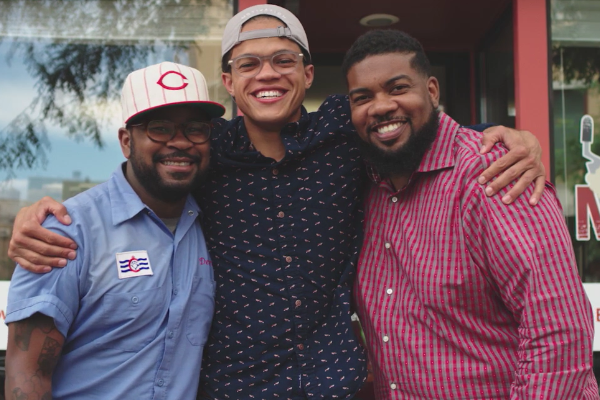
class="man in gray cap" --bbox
[8,4,546,399]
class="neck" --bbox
[124,164,187,219]
[389,173,411,192]
[245,122,286,161]
[241,108,303,162]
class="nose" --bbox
[368,94,398,118]
[254,58,281,80]
[166,127,193,150]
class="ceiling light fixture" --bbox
[359,13,399,27]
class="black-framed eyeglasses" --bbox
[228,51,304,78]
[130,120,211,144]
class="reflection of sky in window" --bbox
[0,41,189,202]
[0,42,124,183]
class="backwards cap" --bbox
[221,4,310,60]
[121,62,225,126]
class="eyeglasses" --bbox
[228,51,304,78]
[130,120,211,144]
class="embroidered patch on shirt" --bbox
[116,250,153,279]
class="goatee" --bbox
[356,109,439,177]
[129,139,207,203]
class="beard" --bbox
[356,109,439,177]
[129,139,208,203]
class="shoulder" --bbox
[315,94,351,119]
[43,181,112,244]
[452,126,508,178]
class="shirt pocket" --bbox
[98,286,168,352]
[186,275,215,346]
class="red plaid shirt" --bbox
[355,112,599,399]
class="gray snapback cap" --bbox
[221,4,310,60]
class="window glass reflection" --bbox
[0,0,233,278]
[551,0,600,283]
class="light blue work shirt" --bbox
[6,164,215,400]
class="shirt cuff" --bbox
[6,295,74,337]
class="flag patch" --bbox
[116,250,153,279]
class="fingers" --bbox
[480,159,545,205]
[9,208,78,273]
[478,144,529,185]
[529,175,546,206]
[34,196,72,226]
[479,127,503,154]
[9,238,75,272]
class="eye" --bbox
[235,58,260,71]
[391,84,409,94]
[350,94,370,105]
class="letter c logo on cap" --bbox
[157,71,189,90]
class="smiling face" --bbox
[347,52,440,154]
[221,17,314,134]
[119,105,210,204]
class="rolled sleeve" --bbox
[6,214,82,338]
[6,294,75,337]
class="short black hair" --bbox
[341,29,431,80]
[221,15,311,73]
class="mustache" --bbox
[153,151,201,163]
[367,115,410,132]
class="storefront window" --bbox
[552,0,600,283]
[0,0,233,278]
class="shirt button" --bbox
[272,168,279,175]
[295,300,302,307]
[391,196,398,203]
[277,211,285,218]
[168,331,174,339]
[285,256,292,263]
[131,296,139,304]
[390,382,397,390]
[157,379,164,387]
[386,288,393,295]
[297,343,304,351]
[384,242,391,249]
[383,335,389,343]
[173,288,178,295]
[188,210,194,216]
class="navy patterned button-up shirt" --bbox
[195,95,368,399]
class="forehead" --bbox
[231,18,301,57]
[347,52,420,88]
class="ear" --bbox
[118,127,132,159]
[222,72,235,97]
[304,64,314,90]
[427,76,440,109]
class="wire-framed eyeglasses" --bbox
[129,120,211,144]
[228,51,304,78]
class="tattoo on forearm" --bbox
[9,314,61,400]
[14,321,35,351]
[38,337,61,376]
[11,383,52,400]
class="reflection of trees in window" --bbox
[552,44,600,282]
[0,0,222,174]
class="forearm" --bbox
[6,313,64,400]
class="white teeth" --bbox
[377,122,403,134]
[163,161,191,166]
[255,90,283,99]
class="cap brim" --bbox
[126,101,226,125]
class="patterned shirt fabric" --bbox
[194,95,368,399]
[355,112,599,400]
[6,164,215,400]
